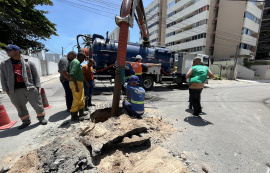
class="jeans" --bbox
[61,80,73,110]
[189,88,203,115]
[83,80,94,101]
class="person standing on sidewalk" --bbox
[82,58,95,110]
[0,44,47,129]
[58,51,76,112]
[186,57,214,117]
[69,52,88,121]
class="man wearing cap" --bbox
[0,44,47,129]
[186,57,214,117]
[131,55,158,87]
[122,75,145,119]
[69,52,88,121]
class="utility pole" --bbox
[62,47,63,57]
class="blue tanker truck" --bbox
[77,34,210,90]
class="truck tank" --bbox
[91,38,174,76]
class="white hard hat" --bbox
[136,55,142,59]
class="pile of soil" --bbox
[1,109,191,173]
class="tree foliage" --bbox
[0,0,58,53]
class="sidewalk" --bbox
[236,79,270,83]
[40,73,59,84]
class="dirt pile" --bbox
[6,136,94,173]
[2,110,190,173]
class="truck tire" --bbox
[142,76,154,90]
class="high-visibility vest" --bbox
[132,62,142,75]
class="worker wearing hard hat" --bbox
[131,55,159,87]
[122,75,145,119]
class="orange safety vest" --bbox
[131,62,142,75]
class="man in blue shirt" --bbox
[122,75,145,119]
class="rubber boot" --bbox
[71,111,84,121]
[84,99,89,111]
[79,109,88,117]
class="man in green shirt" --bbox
[69,52,88,121]
[186,57,214,117]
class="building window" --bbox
[166,32,175,37]
[168,1,175,9]
[149,21,159,29]
[146,4,159,16]
[240,43,254,50]
[245,12,259,24]
[168,11,176,18]
[150,38,158,43]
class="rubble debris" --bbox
[1,108,189,173]
[202,164,209,173]
[7,137,94,173]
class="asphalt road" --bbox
[0,77,270,173]
[149,81,270,173]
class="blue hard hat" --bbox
[128,75,140,83]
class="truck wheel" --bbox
[142,76,154,90]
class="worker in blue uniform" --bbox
[122,75,145,119]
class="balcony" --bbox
[241,34,257,46]
[169,38,206,51]
[243,18,259,33]
[166,11,208,33]
[246,1,262,19]
[166,25,207,43]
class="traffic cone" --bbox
[40,88,52,109]
[0,98,17,130]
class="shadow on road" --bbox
[48,110,70,122]
[0,123,40,139]
[184,116,213,126]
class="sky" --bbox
[37,0,153,56]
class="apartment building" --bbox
[142,0,264,59]
[256,1,270,59]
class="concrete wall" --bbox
[210,58,255,80]
[47,61,58,75]
[0,50,58,77]
[237,64,255,80]
[250,65,270,79]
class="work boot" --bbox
[71,112,84,121]
[84,100,89,111]
[39,118,48,125]
[18,121,31,130]
[79,109,88,117]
